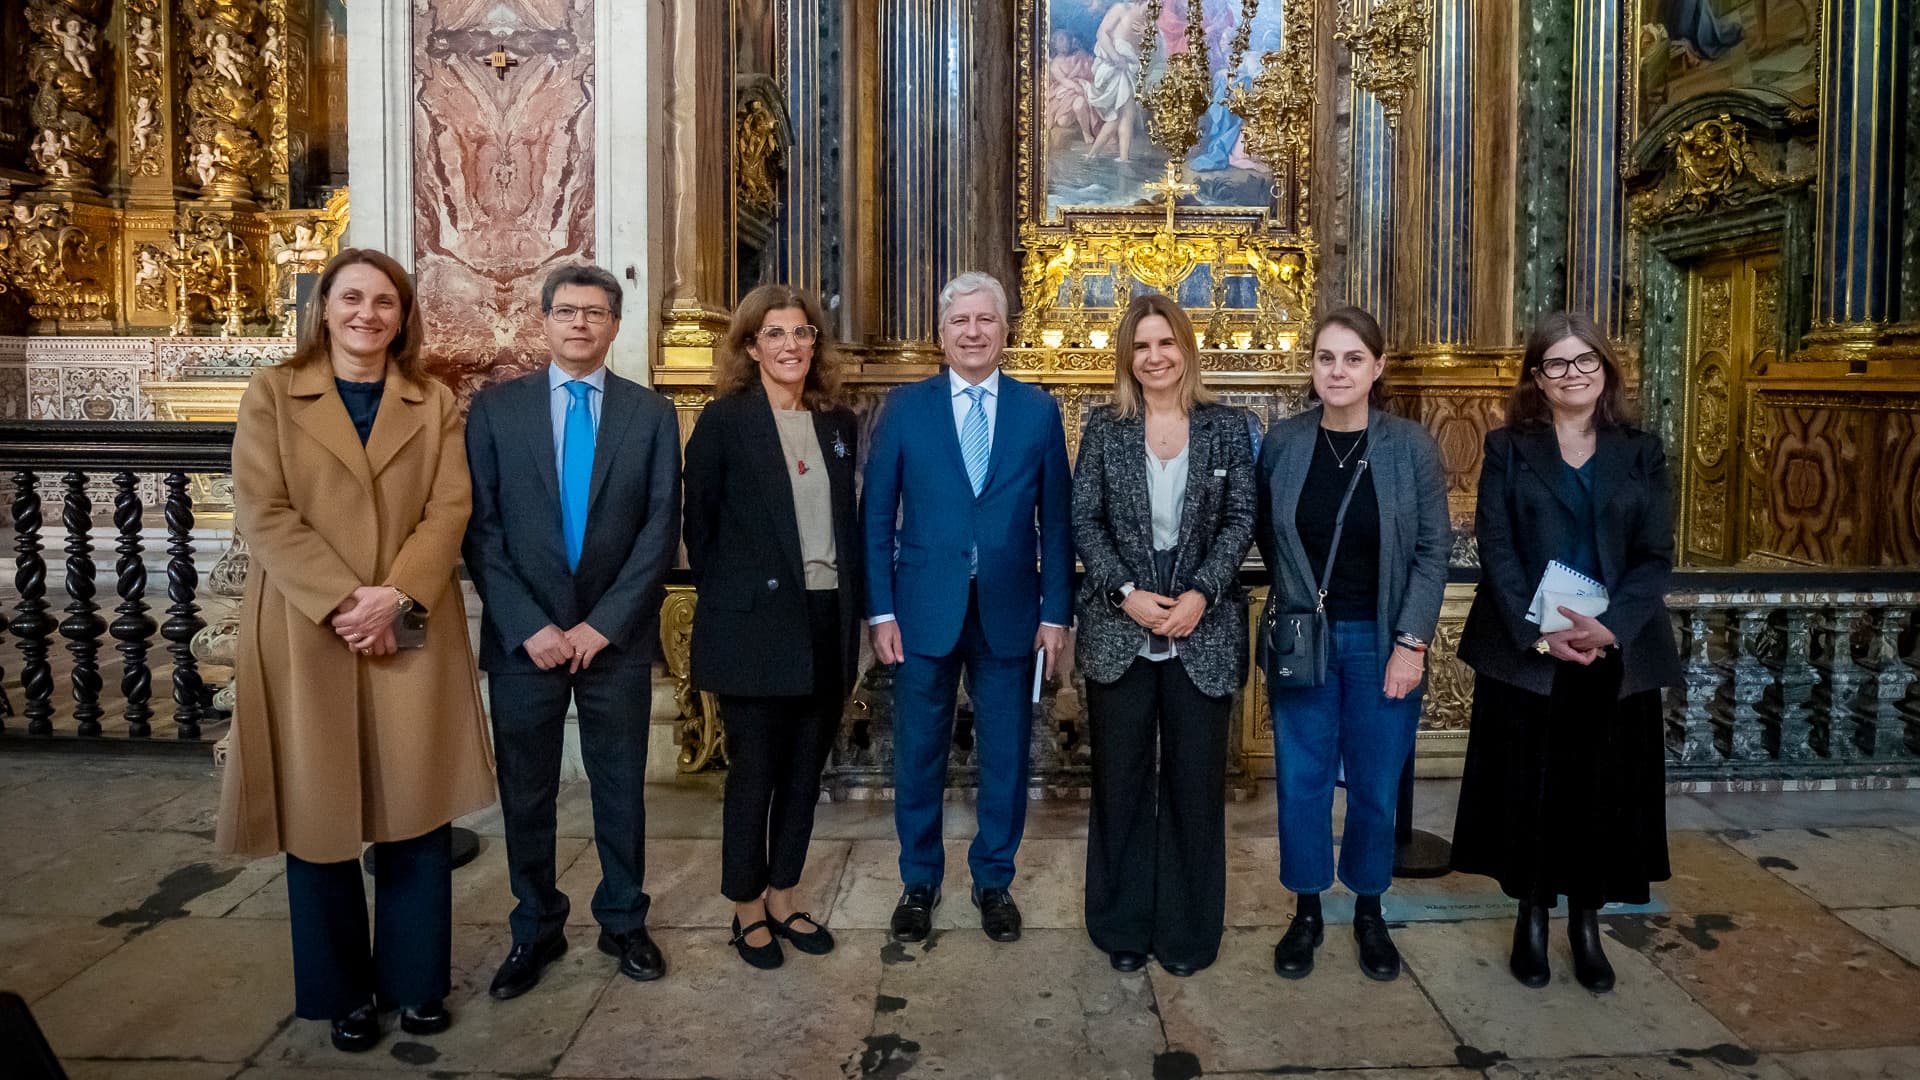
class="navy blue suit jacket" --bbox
[861,370,1073,658]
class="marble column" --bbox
[1347,90,1395,317]
[1512,0,1574,331]
[655,0,733,370]
[878,0,972,355]
[1812,0,1909,332]
[1416,0,1472,345]
[1565,0,1623,333]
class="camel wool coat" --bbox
[216,362,496,863]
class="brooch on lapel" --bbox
[832,432,849,459]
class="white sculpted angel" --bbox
[131,96,157,156]
[209,32,246,86]
[131,16,162,69]
[192,142,220,188]
[55,18,93,79]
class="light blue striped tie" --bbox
[960,385,990,496]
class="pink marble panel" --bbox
[412,0,594,399]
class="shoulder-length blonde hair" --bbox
[1109,293,1215,418]
[281,248,425,380]
[714,284,843,410]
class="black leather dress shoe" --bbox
[599,926,666,982]
[890,884,941,943]
[1272,913,1324,979]
[1159,960,1200,977]
[972,887,1022,942]
[330,1003,381,1053]
[1109,950,1148,973]
[773,910,836,955]
[1353,913,1402,981]
[399,999,450,1036]
[729,915,784,969]
[489,934,567,1000]
[1510,902,1551,988]
[1568,907,1616,993]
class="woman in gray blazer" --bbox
[1072,294,1256,977]
[1254,306,1450,983]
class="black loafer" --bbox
[729,915,784,970]
[1510,902,1551,989]
[773,910,836,955]
[1273,913,1324,979]
[1109,949,1148,973]
[329,1003,381,1053]
[890,884,941,943]
[489,934,567,1000]
[1568,908,1616,993]
[1353,913,1402,981]
[598,926,666,982]
[399,999,450,1036]
[1160,961,1200,977]
[972,887,1022,942]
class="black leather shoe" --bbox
[1353,913,1402,981]
[890,884,941,943]
[1160,961,1200,977]
[598,926,666,982]
[399,999,450,1036]
[329,1003,381,1053]
[729,915,784,970]
[773,910,835,955]
[1510,902,1551,988]
[1109,950,1148,973]
[1272,913,1323,979]
[972,887,1023,942]
[489,934,567,1000]
[1568,907,1616,993]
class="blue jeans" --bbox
[1270,620,1421,897]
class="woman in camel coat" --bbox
[217,248,495,1053]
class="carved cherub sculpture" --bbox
[131,96,157,156]
[262,26,283,71]
[131,16,161,68]
[56,18,93,79]
[30,129,72,178]
[210,32,246,85]
[191,142,220,188]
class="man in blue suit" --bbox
[863,270,1074,943]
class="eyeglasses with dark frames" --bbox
[1538,351,1604,379]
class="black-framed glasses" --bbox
[757,325,819,346]
[1539,351,1603,379]
[548,305,613,325]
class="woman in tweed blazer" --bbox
[1072,294,1257,977]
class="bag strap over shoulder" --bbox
[1315,458,1370,613]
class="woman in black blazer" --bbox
[682,284,862,970]
[1451,311,1682,994]
[1072,294,1256,977]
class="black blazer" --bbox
[1457,424,1683,698]
[462,365,682,674]
[682,385,863,699]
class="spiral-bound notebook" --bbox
[1527,560,1610,633]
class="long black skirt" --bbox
[1449,652,1671,907]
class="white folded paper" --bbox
[1527,560,1610,633]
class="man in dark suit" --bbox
[463,264,681,998]
[863,270,1073,944]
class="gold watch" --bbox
[392,587,416,615]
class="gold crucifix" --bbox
[1144,161,1198,236]
[485,46,519,80]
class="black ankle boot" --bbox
[1568,907,1615,993]
[1509,902,1550,988]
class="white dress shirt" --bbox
[1138,443,1189,661]
[548,363,606,482]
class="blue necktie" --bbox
[960,385,990,496]
[561,381,596,570]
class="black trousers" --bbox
[719,589,844,902]
[286,823,451,1020]
[1083,656,1231,968]
[488,662,654,945]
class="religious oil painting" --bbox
[1038,0,1285,219]
[1635,0,1818,133]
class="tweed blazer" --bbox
[1254,406,1452,686]
[1072,401,1258,698]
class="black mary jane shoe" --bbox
[1568,907,1616,993]
[330,1003,381,1053]
[730,914,785,970]
[399,999,451,1036]
[1352,913,1402,982]
[773,910,836,956]
[1272,913,1324,979]
[1109,950,1148,973]
[1510,902,1551,989]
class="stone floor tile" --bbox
[1663,795,1736,831]
[1658,831,1825,915]
[33,917,292,1062]
[235,1070,517,1080]
[0,830,281,922]
[1691,789,1920,831]
[256,924,611,1075]
[639,779,727,839]
[556,837,851,931]
[1,763,209,835]
[63,1063,241,1080]
[869,927,1165,1080]
[556,927,883,1079]
[827,838,1086,931]
[805,797,900,840]
[1151,926,1458,1072]
[452,835,588,926]
[1395,918,1736,1060]
[1021,794,1093,839]
[1609,909,1920,1051]
[1482,1053,1797,1079]
[1206,1072,1479,1080]
[1717,827,1920,908]
[1223,836,1287,926]
[0,914,130,1003]
[1774,1045,1920,1079]
[1833,906,1920,967]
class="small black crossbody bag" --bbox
[1258,459,1369,689]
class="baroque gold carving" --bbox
[25,0,109,192]
[1694,362,1730,469]
[1333,0,1431,127]
[259,0,292,206]
[736,96,785,216]
[0,201,112,321]
[182,0,263,199]
[1629,115,1813,226]
[659,587,726,772]
[126,0,168,178]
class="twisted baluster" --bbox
[1677,608,1721,764]
[1863,609,1916,758]
[1728,608,1774,762]
[1775,609,1819,761]
[11,471,56,735]
[160,472,206,739]
[110,471,157,738]
[1824,609,1866,759]
[59,472,107,736]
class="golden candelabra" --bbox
[166,227,193,336]
[1333,0,1432,127]
[220,230,243,338]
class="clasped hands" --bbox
[332,586,400,656]
[1120,588,1205,640]
[523,622,611,673]
[1538,607,1618,665]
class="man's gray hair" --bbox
[936,270,1009,326]
[541,264,624,319]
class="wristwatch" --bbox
[1107,582,1136,609]
[391,587,416,615]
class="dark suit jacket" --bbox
[1457,424,1683,698]
[462,365,682,674]
[1071,402,1257,698]
[682,385,863,698]
[1254,406,1452,684]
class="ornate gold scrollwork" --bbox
[182,0,264,200]
[1333,0,1431,127]
[736,96,786,217]
[125,0,168,178]
[658,587,726,773]
[0,201,112,321]
[1630,115,1813,226]
[25,0,109,192]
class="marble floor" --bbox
[3,754,1920,1079]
